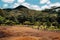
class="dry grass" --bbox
[0,25,60,40]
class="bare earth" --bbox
[0,25,60,40]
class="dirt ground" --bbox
[0,25,60,40]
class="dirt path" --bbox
[0,25,60,40]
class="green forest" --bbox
[0,5,60,30]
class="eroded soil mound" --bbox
[0,25,60,40]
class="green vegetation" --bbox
[0,5,60,30]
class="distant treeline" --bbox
[0,5,60,29]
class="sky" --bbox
[0,0,60,10]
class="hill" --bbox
[0,5,60,29]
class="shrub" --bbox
[23,21,33,25]
[34,22,40,26]
[0,16,5,24]
[48,26,55,30]
[5,20,16,25]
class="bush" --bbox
[23,21,33,25]
[39,25,47,30]
[48,26,55,30]
[32,26,39,29]
[5,20,16,25]
[34,22,40,26]
[0,16,5,24]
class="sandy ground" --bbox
[0,25,60,40]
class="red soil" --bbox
[0,25,60,40]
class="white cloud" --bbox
[22,3,31,8]
[20,2,60,11]
[41,5,51,10]
[2,0,60,11]
[49,2,60,7]
[22,3,41,10]
[46,1,51,4]
[15,2,60,10]
[3,4,8,8]
[12,0,25,8]
[40,0,50,4]
[13,3,20,8]
[2,0,14,3]
[17,0,25,3]
[40,2,60,10]
[30,5,41,10]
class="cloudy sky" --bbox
[0,0,60,10]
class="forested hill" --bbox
[0,5,60,29]
[42,6,60,13]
